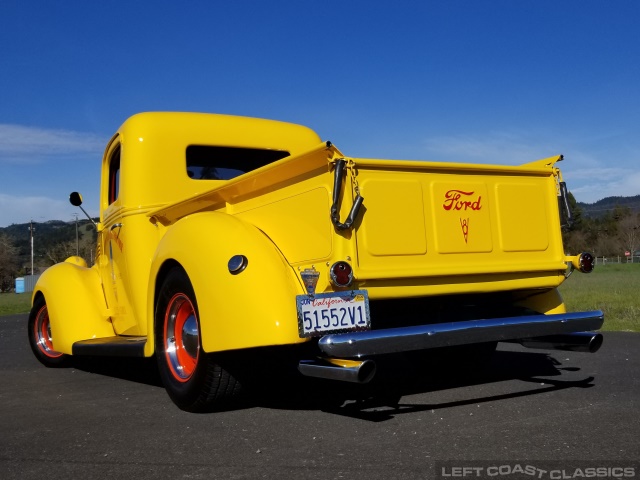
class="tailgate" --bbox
[352,156,566,280]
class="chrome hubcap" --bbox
[34,305,62,358]
[164,294,199,382]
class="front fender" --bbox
[32,258,113,354]
[148,212,306,355]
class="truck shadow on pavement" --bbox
[71,356,164,387]
[249,348,596,422]
[68,347,596,420]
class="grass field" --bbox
[559,263,640,332]
[0,292,31,317]
[1,264,638,331]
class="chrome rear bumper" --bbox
[317,310,604,358]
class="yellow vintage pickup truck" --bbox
[28,112,603,412]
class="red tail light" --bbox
[578,252,595,273]
[330,261,353,287]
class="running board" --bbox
[72,336,147,357]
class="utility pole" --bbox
[73,213,79,256]
[29,220,35,275]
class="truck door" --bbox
[98,142,138,335]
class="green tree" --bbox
[0,233,20,292]
[566,191,583,230]
[562,191,585,253]
[617,212,640,258]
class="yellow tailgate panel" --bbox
[495,182,550,252]
[431,181,493,254]
[358,178,427,256]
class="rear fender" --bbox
[514,287,566,315]
[148,212,305,355]
[32,258,113,354]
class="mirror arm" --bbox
[77,204,97,227]
[69,192,97,228]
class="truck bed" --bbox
[149,142,568,299]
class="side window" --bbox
[186,146,289,180]
[108,145,121,204]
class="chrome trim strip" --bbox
[317,310,604,358]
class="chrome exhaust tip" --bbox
[517,332,603,353]
[298,358,376,384]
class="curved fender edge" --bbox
[32,261,113,354]
[514,287,566,315]
[148,212,306,355]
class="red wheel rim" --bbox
[163,293,199,382]
[33,305,63,358]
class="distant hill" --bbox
[1,220,90,249]
[0,219,96,273]
[577,195,640,219]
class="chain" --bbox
[346,158,360,196]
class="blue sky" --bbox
[1,0,639,227]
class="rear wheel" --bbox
[27,295,69,367]
[155,267,242,412]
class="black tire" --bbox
[27,295,70,367]
[155,266,242,412]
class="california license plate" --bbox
[296,290,371,338]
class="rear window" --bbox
[108,144,121,204]
[186,146,290,180]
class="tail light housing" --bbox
[576,252,595,273]
[330,261,353,287]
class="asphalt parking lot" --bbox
[1,313,638,480]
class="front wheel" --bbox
[155,267,242,412]
[27,295,69,367]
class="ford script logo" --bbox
[442,190,482,211]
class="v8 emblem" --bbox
[460,218,470,244]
